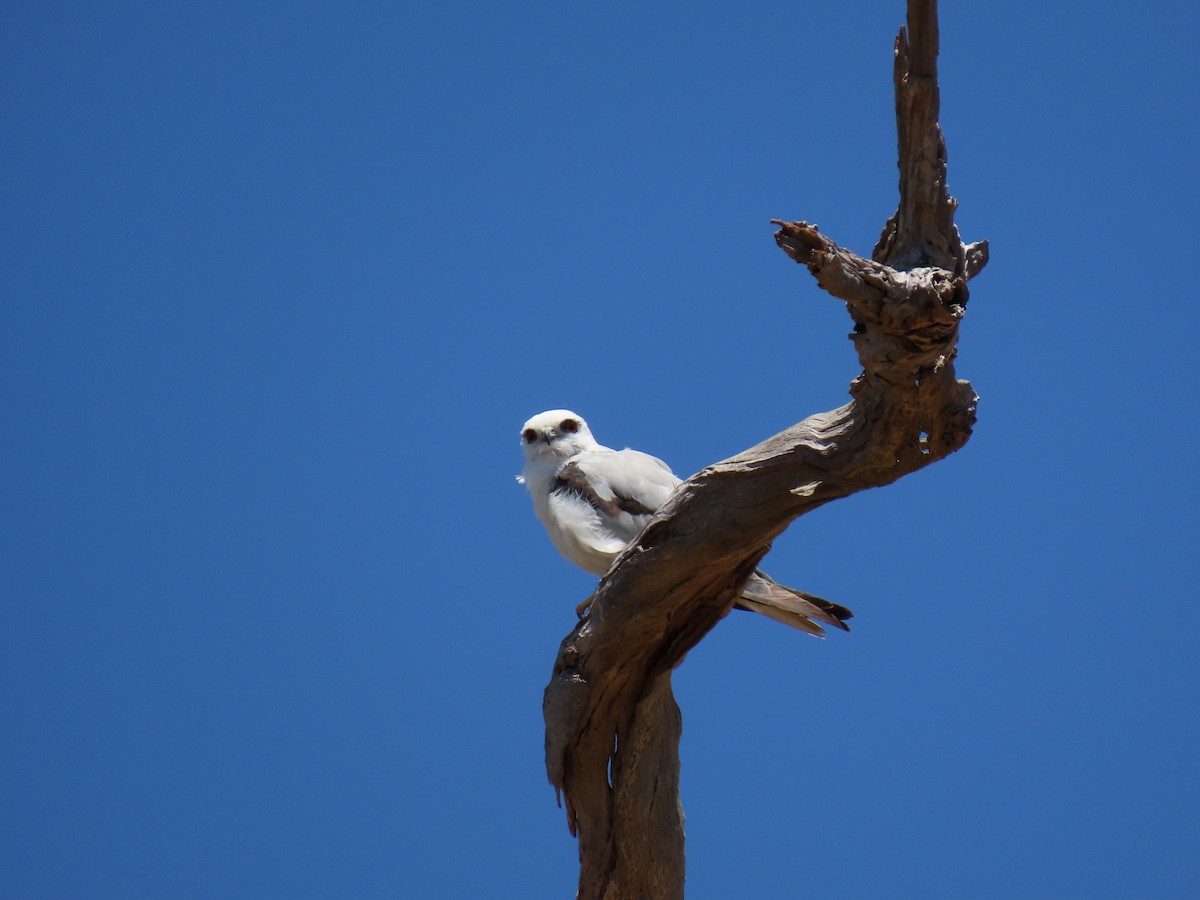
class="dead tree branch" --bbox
[543,2,986,897]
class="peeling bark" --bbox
[543,2,986,897]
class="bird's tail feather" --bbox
[735,570,854,637]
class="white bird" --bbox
[518,409,852,636]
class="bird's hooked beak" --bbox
[524,428,556,455]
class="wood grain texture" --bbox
[544,2,988,897]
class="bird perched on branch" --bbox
[517,409,852,636]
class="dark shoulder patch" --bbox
[554,462,656,519]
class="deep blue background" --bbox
[4,2,1198,897]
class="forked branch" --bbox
[543,3,986,898]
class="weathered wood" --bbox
[544,2,987,896]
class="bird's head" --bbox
[519,409,597,463]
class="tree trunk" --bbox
[543,2,987,897]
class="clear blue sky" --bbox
[4,1,1198,897]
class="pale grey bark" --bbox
[543,2,986,897]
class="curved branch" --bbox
[544,2,987,897]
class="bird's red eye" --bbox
[522,428,537,443]
[560,419,579,433]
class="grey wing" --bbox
[554,448,682,544]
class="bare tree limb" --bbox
[874,0,990,276]
[543,2,987,897]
